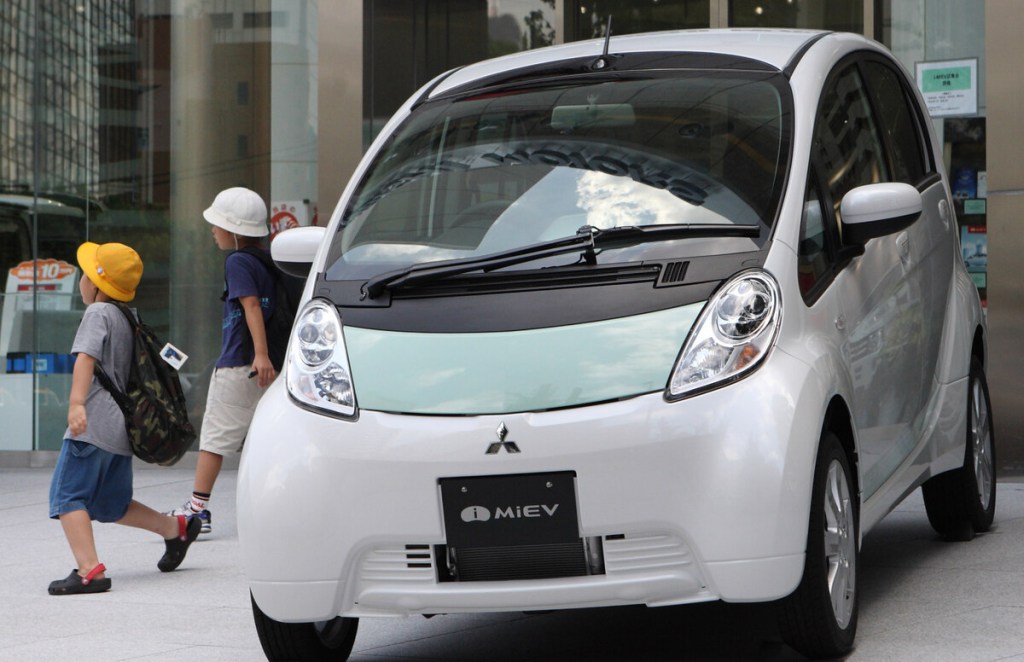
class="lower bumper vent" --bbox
[437,537,604,582]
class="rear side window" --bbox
[863,60,929,184]
[814,65,888,222]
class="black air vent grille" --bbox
[405,544,432,568]
[394,264,659,298]
[658,261,689,286]
[452,542,588,582]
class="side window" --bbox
[863,61,930,183]
[798,175,830,298]
[814,65,889,223]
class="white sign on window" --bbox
[915,59,978,117]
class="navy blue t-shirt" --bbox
[217,249,275,368]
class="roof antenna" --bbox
[592,16,613,70]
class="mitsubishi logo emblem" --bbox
[486,422,521,454]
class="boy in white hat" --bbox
[49,242,201,595]
[166,187,276,533]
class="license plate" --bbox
[440,472,579,548]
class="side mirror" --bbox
[840,182,922,246]
[269,226,326,278]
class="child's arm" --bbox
[240,294,275,387]
[68,352,97,436]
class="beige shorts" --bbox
[198,366,268,455]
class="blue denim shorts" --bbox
[49,439,133,523]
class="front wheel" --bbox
[778,431,858,659]
[252,592,358,661]
[922,356,996,541]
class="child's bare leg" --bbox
[194,450,223,494]
[116,500,179,539]
[58,509,104,577]
[120,500,202,572]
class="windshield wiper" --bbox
[362,223,760,299]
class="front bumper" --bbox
[239,349,824,622]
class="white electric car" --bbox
[239,29,995,660]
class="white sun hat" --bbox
[203,187,268,237]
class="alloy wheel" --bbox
[824,459,856,629]
[972,375,994,511]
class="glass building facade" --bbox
[3,1,1016,470]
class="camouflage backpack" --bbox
[93,303,196,466]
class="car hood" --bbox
[344,302,704,415]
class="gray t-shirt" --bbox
[65,302,134,456]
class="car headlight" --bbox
[285,298,357,418]
[666,270,781,400]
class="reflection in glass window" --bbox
[798,176,829,298]
[0,2,292,450]
[489,0,557,56]
[863,61,929,184]
[879,0,985,107]
[364,0,558,147]
[334,72,789,280]
[814,66,888,222]
[573,0,709,39]
[730,0,861,32]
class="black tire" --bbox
[778,431,858,659]
[251,592,358,661]
[922,356,996,541]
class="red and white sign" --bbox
[7,259,78,296]
[1,259,79,358]
[270,200,317,239]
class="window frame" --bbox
[856,54,936,187]
[799,51,939,305]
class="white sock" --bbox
[189,492,210,513]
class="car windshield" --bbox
[327,71,790,280]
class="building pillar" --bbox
[985,0,1024,471]
[317,0,364,219]
[169,6,222,373]
[168,2,271,388]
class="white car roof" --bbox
[0,194,78,212]
[430,29,832,98]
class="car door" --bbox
[809,58,928,498]
[859,57,953,404]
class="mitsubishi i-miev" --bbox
[238,29,995,660]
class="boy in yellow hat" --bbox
[48,242,201,595]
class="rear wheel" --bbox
[778,431,858,659]
[922,356,996,541]
[251,592,358,661]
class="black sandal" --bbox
[158,514,201,572]
[48,563,111,595]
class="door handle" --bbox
[939,199,951,229]
[896,233,910,265]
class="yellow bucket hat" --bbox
[77,242,143,302]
